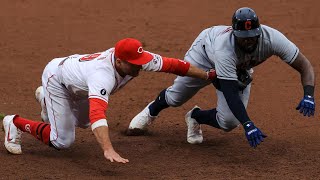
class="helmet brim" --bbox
[233,27,262,38]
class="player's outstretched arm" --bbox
[146,56,216,81]
[88,98,128,163]
[290,52,315,87]
[186,65,216,81]
[290,52,315,117]
[219,79,267,148]
[93,126,129,163]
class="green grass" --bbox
[0,113,6,120]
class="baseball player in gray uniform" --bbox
[127,7,315,148]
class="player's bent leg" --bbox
[215,84,251,131]
[35,86,49,123]
[165,76,209,107]
[73,99,91,129]
[13,116,51,144]
[215,99,244,131]
[127,76,209,136]
[48,112,77,149]
[192,108,221,129]
[3,115,22,155]
[216,111,241,132]
[50,134,75,149]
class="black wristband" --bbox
[303,85,314,97]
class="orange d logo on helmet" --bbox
[115,38,153,65]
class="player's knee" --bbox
[51,136,75,149]
[217,112,240,131]
[164,88,190,107]
[165,95,185,107]
[221,125,239,132]
[168,100,183,107]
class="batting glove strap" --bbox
[91,119,108,131]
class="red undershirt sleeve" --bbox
[89,98,108,130]
[160,57,190,76]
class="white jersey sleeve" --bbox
[57,48,135,102]
[87,69,115,102]
[141,52,163,72]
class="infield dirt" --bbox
[0,0,319,179]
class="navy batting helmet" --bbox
[232,7,262,38]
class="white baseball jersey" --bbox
[185,25,299,80]
[57,48,164,103]
[42,48,168,148]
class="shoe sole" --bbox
[3,144,22,155]
[187,138,203,144]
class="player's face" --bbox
[116,59,142,77]
[235,36,259,53]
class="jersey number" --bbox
[79,53,101,61]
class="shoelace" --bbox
[192,123,200,132]
[190,121,201,134]
[14,129,23,144]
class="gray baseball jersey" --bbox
[166,25,299,130]
[185,25,299,80]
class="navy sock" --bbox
[191,108,221,129]
[149,89,170,116]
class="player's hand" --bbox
[296,95,315,117]
[104,149,129,164]
[243,121,267,148]
[206,69,217,81]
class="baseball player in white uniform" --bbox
[127,7,315,148]
[3,38,216,163]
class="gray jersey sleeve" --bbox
[267,26,299,64]
[204,26,238,80]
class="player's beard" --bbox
[235,36,259,54]
[239,43,258,53]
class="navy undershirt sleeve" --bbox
[219,79,251,125]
